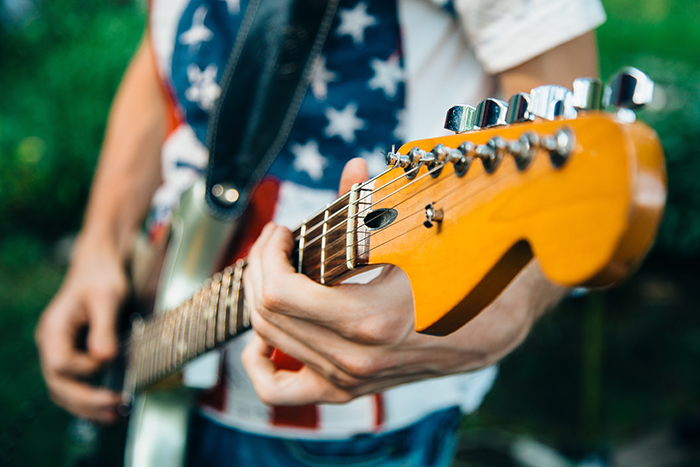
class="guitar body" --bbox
[124,179,238,467]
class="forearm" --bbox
[76,35,166,262]
[497,32,599,96]
[431,262,568,373]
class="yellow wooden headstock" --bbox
[364,114,666,335]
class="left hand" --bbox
[241,159,565,406]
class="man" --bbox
[36,0,605,464]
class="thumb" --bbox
[86,295,120,363]
[338,158,369,195]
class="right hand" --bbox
[35,241,127,423]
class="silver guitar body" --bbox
[124,179,237,467]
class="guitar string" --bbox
[291,162,421,242]
[294,148,509,253]
[130,149,546,385]
[296,161,460,256]
[133,157,524,384]
[129,156,527,380]
[303,160,526,279]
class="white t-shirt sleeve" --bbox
[454,0,607,74]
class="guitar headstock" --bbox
[363,69,666,335]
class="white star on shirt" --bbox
[180,5,213,50]
[324,103,366,143]
[224,0,240,14]
[290,139,328,181]
[336,2,378,46]
[185,63,221,111]
[311,56,339,101]
[368,54,403,99]
[359,145,387,176]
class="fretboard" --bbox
[123,181,373,398]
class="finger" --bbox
[86,293,120,362]
[37,299,105,377]
[46,373,121,423]
[243,222,280,316]
[241,334,353,405]
[338,158,369,195]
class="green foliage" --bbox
[0,0,146,243]
[598,0,700,257]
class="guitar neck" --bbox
[124,182,375,396]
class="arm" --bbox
[241,33,598,405]
[35,36,166,422]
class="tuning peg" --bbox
[529,85,577,120]
[475,98,508,128]
[572,77,603,111]
[444,104,477,133]
[506,93,535,124]
[603,67,654,110]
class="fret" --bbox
[188,290,203,361]
[297,222,307,274]
[169,311,178,370]
[158,315,167,377]
[139,321,148,386]
[160,312,172,375]
[196,281,212,355]
[320,207,329,284]
[355,182,373,265]
[229,260,244,336]
[162,312,172,374]
[216,267,232,344]
[146,318,156,384]
[206,274,221,349]
[239,264,249,330]
[176,299,190,365]
[161,312,170,373]
[346,183,360,269]
[153,317,161,381]
[171,304,182,367]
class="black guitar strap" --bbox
[205,0,339,220]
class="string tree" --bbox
[423,202,444,229]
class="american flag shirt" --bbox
[148,0,605,438]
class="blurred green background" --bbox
[0,0,699,466]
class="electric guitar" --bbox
[119,71,666,466]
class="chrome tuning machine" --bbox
[475,98,509,128]
[572,77,603,111]
[603,67,654,121]
[529,85,578,120]
[506,93,535,124]
[444,104,477,134]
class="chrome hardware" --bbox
[529,85,577,120]
[506,93,535,124]
[454,141,475,177]
[427,144,450,178]
[572,77,603,111]
[385,149,411,168]
[405,147,427,179]
[475,136,506,173]
[541,128,575,168]
[506,132,538,170]
[444,104,477,133]
[211,183,240,205]
[423,203,443,228]
[475,98,508,128]
[603,67,654,116]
